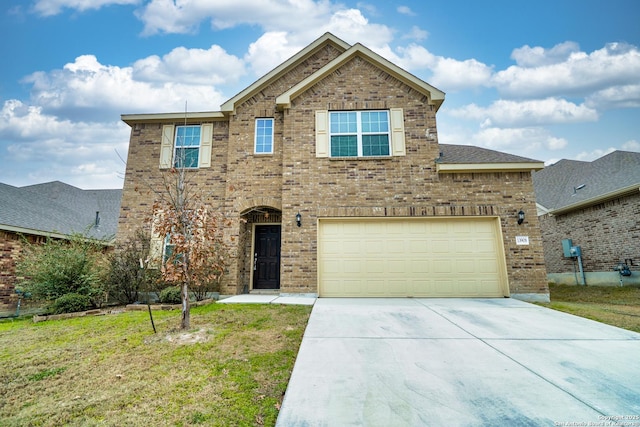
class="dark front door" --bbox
[253,225,281,290]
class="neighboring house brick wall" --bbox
[0,231,43,311]
[539,192,640,273]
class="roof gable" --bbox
[275,42,445,111]
[220,32,351,114]
[533,150,640,214]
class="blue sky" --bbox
[1,0,639,189]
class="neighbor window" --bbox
[330,110,390,157]
[255,118,274,154]
[174,125,201,168]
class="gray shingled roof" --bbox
[438,144,542,164]
[533,150,640,212]
[0,181,121,241]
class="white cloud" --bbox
[137,0,335,36]
[23,54,228,120]
[586,84,640,109]
[0,100,128,188]
[622,140,640,152]
[132,44,246,85]
[397,6,415,16]
[394,44,492,91]
[244,32,301,77]
[449,98,598,127]
[32,0,139,16]
[473,127,568,153]
[511,41,580,67]
[402,26,428,42]
[494,42,640,99]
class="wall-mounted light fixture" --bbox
[296,212,302,227]
[517,210,525,225]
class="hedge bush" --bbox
[159,286,182,304]
[50,293,91,314]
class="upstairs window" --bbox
[330,110,390,157]
[255,118,274,154]
[174,125,201,168]
[159,124,212,169]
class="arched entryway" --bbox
[239,206,282,293]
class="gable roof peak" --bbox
[276,40,446,111]
[220,32,351,114]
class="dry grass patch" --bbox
[541,284,640,333]
[0,302,311,426]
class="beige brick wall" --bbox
[539,192,640,273]
[116,45,548,298]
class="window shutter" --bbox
[389,108,406,156]
[199,123,213,168]
[159,124,175,169]
[315,110,329,157]
[149,211,164,268]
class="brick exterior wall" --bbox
[539,192,640,273]
[0,231,44,310]
[117,43,548,298]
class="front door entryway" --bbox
[253,224,281,290]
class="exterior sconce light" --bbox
[296,212,302,227]
[517,210,525,225]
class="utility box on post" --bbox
[562,239,573,258]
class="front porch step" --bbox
[249,290,280,295]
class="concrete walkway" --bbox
[276,298,640,426]
[217,294,316,306]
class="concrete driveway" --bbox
[276,298,640,426]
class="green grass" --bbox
[0,303,312,426]
[540,283,640,333]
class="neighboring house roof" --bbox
[0,181,121,242]
[437,144,544,173]
[533,150,640,215]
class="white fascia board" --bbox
[121,111,225,125]
[437,162,545,173]
[549,184,640,215]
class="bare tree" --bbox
[152,166,231,330]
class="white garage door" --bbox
[318,217,509,297]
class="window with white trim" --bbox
[330,110,390,157]
[159,123,213,169]
[254,118,274,154]
[174,125,201,168]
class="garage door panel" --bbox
[319,218,508,298]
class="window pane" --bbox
[361,111,389,133]
[362,135,390,156]
[255,118,274,153]
[175,147,199,168]
[330,112,357,133]
[176,126,201,147]
[331,135,357,157]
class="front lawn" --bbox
[0,303,312,426]
[541,283,640,333]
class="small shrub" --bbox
[17,233,108,308]
[50,293,91,314]
[106,228,161,304]
[159,286,182,304]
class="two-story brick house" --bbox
[118,32,548,302]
